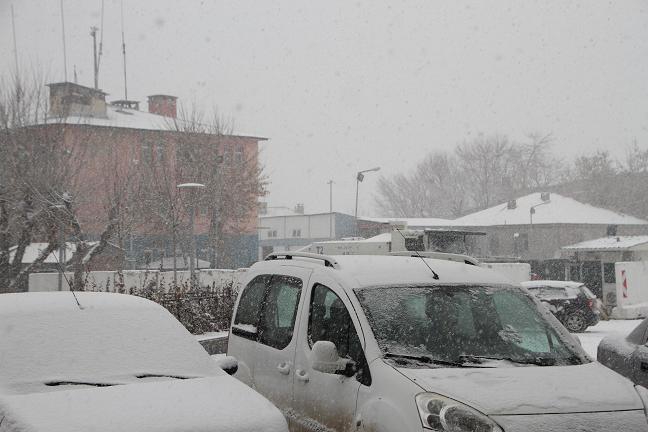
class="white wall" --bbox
[613,261,648,319]
[260,214,336,240]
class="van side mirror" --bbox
[213,355,239,375]
[311,341,355,377]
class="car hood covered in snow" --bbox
[0,376,288,432]
[398,361,642,415]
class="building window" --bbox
[235,148,244,164]
[268,230,278,238]
[155,143,165,161]
[141,143,152,163]
[292,229,301,238]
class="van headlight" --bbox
[416,393,502,432]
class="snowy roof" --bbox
[453,193,648,226]
[9,242,85,264]
[312,233,392,244]
[360,217,456,227]
[44,104,266,139]
[562,236,648,252]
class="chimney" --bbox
[148,95,177,118]
[507,199,517,210]
[294,203,304,214]
[46,82,108,118]
[540,192,551,202]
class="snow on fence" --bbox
[612,261,648,319]
[28,268,247,293]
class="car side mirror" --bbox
[213,355,238,375]
[311,341,355,376]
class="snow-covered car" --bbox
[599,317,648,387]
[227,252,648,432]
[521,280,600,332]
[0,292,288,432]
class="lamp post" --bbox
[529,200,551,258]
[354,167,380,236]
[177,183,205,287]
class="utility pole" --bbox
[327,180,334,239]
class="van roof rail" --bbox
[265,252,340,269]
[389,251,481,266]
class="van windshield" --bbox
[355,285,588,367]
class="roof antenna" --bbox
[10,4,19,77]
[90,0,105,89]
[120,0,128,100]
[394,228,439,279]
[50,243,83,310]
[59,0,68,81]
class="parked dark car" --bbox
[521,280,600,332]
[598,318,648,386]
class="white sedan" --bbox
[0,292,288,432]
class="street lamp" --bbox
[177,182,205,288]
[529,200,551,225]
[354,167,380,236]
[528,199,551,259]
[327,180,334,239]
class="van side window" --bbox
[308,284,371,386]
[233,275,269,338]
[259,276,302,350]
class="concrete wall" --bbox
[612,261,648,319]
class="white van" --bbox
[227,253,648,432]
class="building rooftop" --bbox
[562,236,648,252]
[44,104,266,140]
[359,217,456,227]
[453,192,648,226]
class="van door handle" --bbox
[296,369,309,382]
[277,362,291,375]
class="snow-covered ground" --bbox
[576,319,643,359]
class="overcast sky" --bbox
[1,0,647,216]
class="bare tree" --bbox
[0,71,140,291]
[375,133,558,218]
[140,105,267,270]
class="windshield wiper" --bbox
[45,380,118,387]
[458,354,557,366]
[384,352,474,368]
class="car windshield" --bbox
[355,284,587,367]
